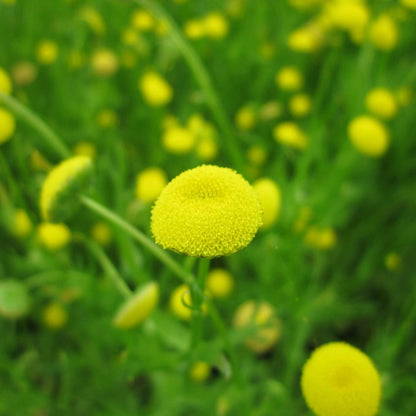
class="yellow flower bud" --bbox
[184,20,205,39]
[91,49,118,77]
[205,268,234,298]
[12,209,33,238]
[288,25,324,53]
[162,126,195,154]
[189,361,211,382]
[253,178,281,229]
[235,106,256,131]
[90,222,112,246]
[36,40,59,65]
[289,93,312,117]
[247,145,267,166]
[365,88,397,120]
[201,12,229,39]
[0,108,16,145]
[275,66,303,91]
[0,67,13,94]
[304,226,337,250]
[348,115,389,157]
[151,165,263,257]
[43,302,68,329]
[131,9,155,31]
[40,156,93,222]
[369,14,398,51]
[135,167,168,203]
[301,342,381,416]
[73,141,97,159]
[273,121,308,150]
[385,252,401,271]
[169,284,207,321]
[113,282,159,329]
[37,222,71,250]
[139,71,173,107]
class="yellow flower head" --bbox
[42,302,68,330]
[275,66,303,91]
[0,67,12,94]
[73,141,97,159]
[205,268,234,298]
[304,226,337,250]
[12,209,33,238]
[151,165,263,257]
[348,115,389,157]
[369,14,398,51]
[0,280,30,319]
[235,106,256,131]
[325,0,369,32]
[162,126,195,154]
[273,121,308,150]
[90,221,112,246]
[233,300,281,354]
[184,20,205,40]
[36,40,59,65]
[201,12,229,39]
[289,93,312,118]
[0,108,16,145]
[91,49,118,77]
[189,361,211,382]
[80,6,106,35]
[169,284,207,321]
[253,178,282,229]
[139,71,173,107]
[37,222,71,250]
[40,156,93,222]
[131,9,155,31]
[135,167,168,203]
[288,25,324,53]
[301,342,381,416]
[113,282,159,329]
[365,88,397,120]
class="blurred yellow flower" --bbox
[205,268,234,298]
[184,19,205,39]
[273,121,308,150]
[135,167,168,203]
[304,226,337,250]
[189,361,211,382]
[369,14,398,51]
[12,209,33,238]
[385,252,401,271]
[36,40,59,65]
[348,115,389,157]
[113,282,159,329]
[365,88,397,120]
[169,284,207,321]
[151,165,263,257]
[73,141,97,159]
[37,222,71,250]
[0,108,16,144]
[0,67,13,94]
[91,49,118,77]
[253,178,281,229]
[131,9,155,31]
[90,222,112,246]
[288,25,324,53]
[162,126,195,154]
[247,145,267,166]
[80,6,106,35]
[401,0,416,9]
[301,342,381,416]
[235,106,256,131]
[43,302,68,329]
[276,66,303,91]
[139,71,173,107]
[289,93,312,117]
[202,12,229,39]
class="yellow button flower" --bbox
[275,66,303,91]
[289,93,312,117]
[253,178,282,229]
[169,284,207,321]
[348,115,389,157]
[162,126,195,154]
[37,222,71,250]
[12,209,33,238]
[273,121,308,150]
[131,9,155,32]
[0,108,16,145]
[113,282,159,329]
[365,88,397,120]
[205,268,234,298]
[235,106,256,131]
[135,167,168,203]
[151,165,263,257]
[201,12,229,39]
[0,67,12,94]
[301,342,381,416]
[304,226,337,250]
[288,25,323,53]
[40,156,93,222]
[91,49,119,77]
[369,14,398,51]
[36,40,59,65]
[139,71,173,107]
[43,302,68,330]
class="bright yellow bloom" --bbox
[233,300,281,354]
[73,141,97,159]
[205,268,234,298]
[189,361,211,382]
[37,223,71,250]
[135,167,168,203]
[0,67,12,94]
[43,302,68,329]
[169,284,207,321]
[289,93,312,117]
[90,222,112,246]
[304,226,337,250]
[301,342,381,416]
[365,88,397,120]
[401,0,416,9]
[201,12,229,39]
[273,121,308,150]
[12,209,33,238]
[235,106,256,131]
[275,66,303,91]
[348,115,389,157]
[288,25,324,53]
[131,9,155,31]
[184,20,205,39]
[369,14,398,51]
[0,280,30,319]
[139,71,173,107]
[151,165,263,257]
[113,282,159,329]
[11,62,37,86]
[36,40,59,65]
[40,156,93,222]
[253,178,281,229]
[0,108,16,144]
[91,49,118,77]
[162,126,195,154]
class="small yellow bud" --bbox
[80,6,106,35]
[0,67,13,94]
[201,13,229,39]
[36,40,59,65]
[235,106,256,131]
[90,222,112,246]
[73,141,97,159]
[169,284,207,321]
[189,361,211,382]
[365,88,397,120]
[131,9,155,31]
[91,49,118,77]
[139,71,173,107]
[273,121,308,150]
[385,252,401,271]
[162,126,195,154]
[304,226,337,250]
[289,93,312,117]
[37,223,71,250]
[369,14,398,51]
[205,268,234,298]
[12,209,33,238]
[275,66,303,91]
[135,167,168,203]
[0,108,16,145]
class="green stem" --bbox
[80,195,194,286]
[0,91,71,159]
[135,0,245,174]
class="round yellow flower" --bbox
[36,40,59,65]
[12,209,33,238]
[301,342,381,416]
[37,223,71,250]
[365,88,397,120]
[273,121,308,150]
[201,12,229,39]
[139,71,173,107]
[235,106,256,131]
[43,302,68,330]
[289,93,312,117]
[189,361,211,382]
[275,66,303,91]
[91,49,118,77]
[304,226,337,250]
[169,284,207,321]
[253,178,281,229]
[40,156,93,222]
[0,67,12,94]
[151,165,263,257]
[184,20,205,39]
[131,9,155,32]
[288,25,323,53]
[113,282,159,329]
[233,300,281,354]
[73,141,97,159]
[369,14,398,51]
[0,108,16,145]
[348,115,389,157]
[162,126,195,154]
[205,268,234,298]
[0,280,30,319]
[135,167,168,203]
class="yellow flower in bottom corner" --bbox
[301,342,381,416]
[151,165,263,258]
[113,282,159,329]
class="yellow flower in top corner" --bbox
[0,67,13,95]
[40,156,93,222]
[151,165,263,257]
[139,71,173,107]
[301,342,381,416]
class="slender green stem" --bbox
[135,0,245,174]
[80,195,195,286]
[0,91,71,159]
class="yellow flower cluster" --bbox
[151,165,263,257]
[0,67,12,94]
[184,12,229,40]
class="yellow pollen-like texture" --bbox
[151,165,263,257]
[301,342,382,416]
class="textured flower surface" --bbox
[151,165,263,257]
[301,342,381,416]
[40,156,92,222]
